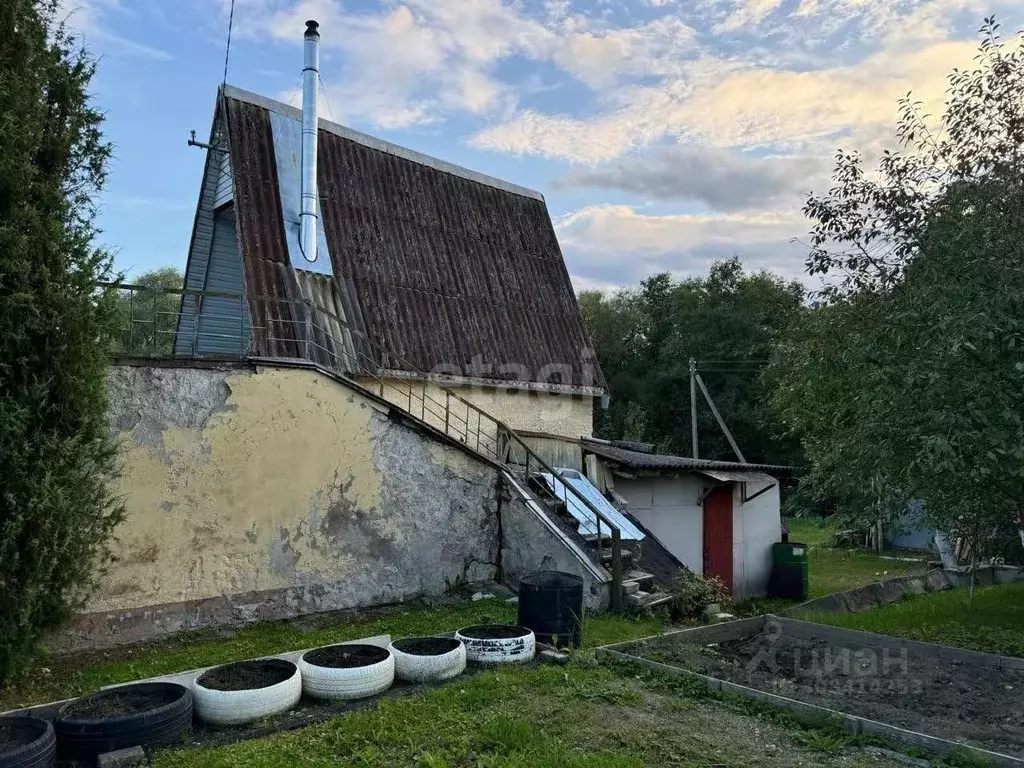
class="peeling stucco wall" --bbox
[71,363,500,649]
[358,378,595,442]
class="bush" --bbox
[0,0,124,680]
[667,569,730,621]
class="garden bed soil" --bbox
[61,686,177,719]
[391,637,460,656]
[303,645,390,668]
[0,720,41,750]
[637,628,1024,758]
[458,625,530,640]
[197,660,295,692]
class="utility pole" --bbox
[695,372,747,464]
[689,357,698,458]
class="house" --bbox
[580,439,791,600]
[73,22,641,652]
[173,80,604,441]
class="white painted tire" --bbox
[455,625,536,664]
[192,659,301,726]
[299,644,395,701]
[389,637,467,683]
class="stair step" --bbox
[626,590,673,610]
[599,548,633,565]
[622,581,641,596]
[623,570,655,588]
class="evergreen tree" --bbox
[0,0,124,679]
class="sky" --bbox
[64,0,1023,292]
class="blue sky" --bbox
[67,0,1022,291]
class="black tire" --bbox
[0,716,56,768]
[54,683,192,761]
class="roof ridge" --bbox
[220,84,544,202]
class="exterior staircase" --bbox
[526,476,674,613]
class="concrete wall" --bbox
[359,378,594,443]
[67,362,501,651]
[733,480,782,600]
[500,475,610,612]
[618,475,703,573]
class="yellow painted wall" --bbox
[96,366,497,615]
[357,378,595,445]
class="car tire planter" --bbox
[299,644,395,701]
[455,625,536,664]
[389,637,466,683]
[53,683,191,762]
[192,659,301,726]
[0,717,56,768]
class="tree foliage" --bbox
[580,257,805,465]
[769,19,1024,555]
[114,267,185,355]
[0,0,123,679]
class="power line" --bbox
[222,0,236,85]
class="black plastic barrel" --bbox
[517,570,584,648]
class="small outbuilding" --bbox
[581,439,792,600]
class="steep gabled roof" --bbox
[218,85,605,393]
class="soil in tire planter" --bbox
[391,637,461,656]
[0,719,44,751]
[61,687,181,719]
[198,660,296,692]
[303,644,390,668]
[458,625,530,640]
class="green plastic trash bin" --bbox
[769,541,809,600]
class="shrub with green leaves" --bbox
[667,569,729,621]
[0,0,123,680]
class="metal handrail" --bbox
[103,281,625,611]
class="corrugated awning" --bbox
[699,469,777,485]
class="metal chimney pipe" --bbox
[299,19,320,264]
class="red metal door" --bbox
[703,486,734,593]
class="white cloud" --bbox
[472,38,979,162]
[254,0,558,127]
[557,146,823,211]
[553,17,699,88]
[556,204,810,285]
[715,0,785,33]
[55,0,173,59]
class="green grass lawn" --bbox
[786,517,928,598]
[147,660,942,768]
[806,580,1024,657]
[1,595,990,766]
[0,599,659,712]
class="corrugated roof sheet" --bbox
[220,85,605,391]
[582,439,792,474]
[539,469,645,541]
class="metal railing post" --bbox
[190,294,200,355]
[128,288,134,352]
[304,301,313,361]
[151,292,158,354]
[445,391,451,437]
